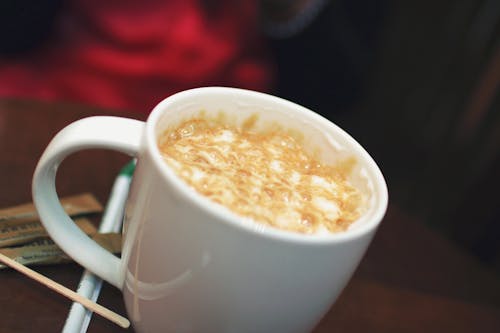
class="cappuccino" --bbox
[158,116,365,234]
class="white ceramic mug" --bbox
[32,87,388,333]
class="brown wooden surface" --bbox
[0,99,499,332]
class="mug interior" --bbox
[146,87,388,242]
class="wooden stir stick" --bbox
[0,252,130,329]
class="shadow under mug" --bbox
[32,87,388,333]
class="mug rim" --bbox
[145,86,388,245]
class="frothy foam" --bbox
[158,118,365,234]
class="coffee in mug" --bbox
[158,117,365,234]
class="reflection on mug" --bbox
[125,250,212,322]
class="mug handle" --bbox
[32,116,145,289]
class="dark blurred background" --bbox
[272,0,500,275]
[0,0,499,275]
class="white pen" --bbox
[62,160,135,333]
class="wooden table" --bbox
[0,99,499,332]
